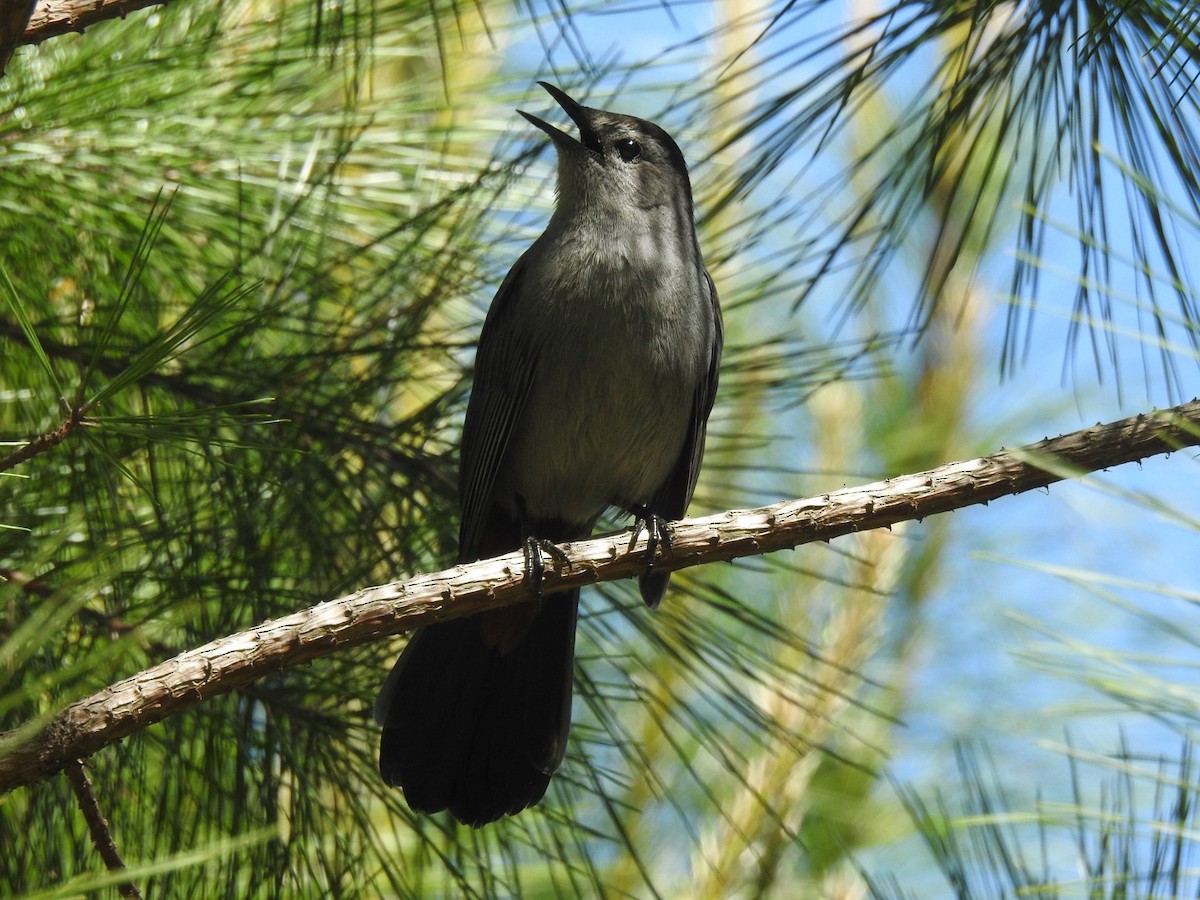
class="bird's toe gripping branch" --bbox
[628,507,673,575]
[522,536,572,596]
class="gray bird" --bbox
[374,82,723,827]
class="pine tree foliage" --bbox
[1,0,1199,896]
[1,2,503,893]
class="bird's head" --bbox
[519,82,695,221]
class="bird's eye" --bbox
[614,138,641,162]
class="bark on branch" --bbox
[64,760,141,899]
[0,401,93,474]
[1,399,1198,794]
[20,0,168,47]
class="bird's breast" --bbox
[495,252,709,526]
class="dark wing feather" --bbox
[639,269,723,607]
[457,262,539,562]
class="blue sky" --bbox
[496,0,1200,887]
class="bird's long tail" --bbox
[375,591,578,827]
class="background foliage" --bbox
[2,0,1200,896]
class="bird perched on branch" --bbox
[375,82,723,827]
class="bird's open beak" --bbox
[517,82,601,154]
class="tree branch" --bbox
[64,759,141,899]
[1,399,1197,794]
[21,0,168,47]
[0,401,92,474]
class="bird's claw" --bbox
[628,508,673,574]
[523,537,570,596]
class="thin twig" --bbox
[64,759,142,899]
[0,401,91,474]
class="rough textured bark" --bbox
[0,399,1197,794]
[21,0,167,46]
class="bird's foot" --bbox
[523,536,571,596]
[627,507,673,574]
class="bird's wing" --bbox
[684,270,724,503]
[655,269,723,517]
[638,270,723,607]
[457,262,539,561]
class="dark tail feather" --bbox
[375,590,578,827]
[638,570,672,609]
